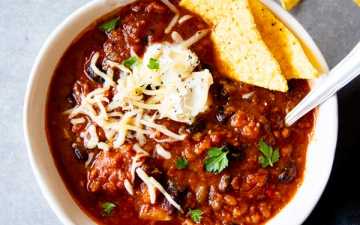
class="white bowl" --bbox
[23,0,338,224]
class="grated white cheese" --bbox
[97,142,110,151]
[178,15,193,24]
[160,0,179,34]
[242,92,255,99]
[160,0,179,13]
[124,179,134,195]
[67,41,212,151]
[85,152,95,168]
[70,117,86,125]
[136,167,157,204]
[165,14,180,34]
[81,124,99,149]
[181,29,210,48]
[140,119,186,140]
[155,144,172,159]
[171,31,184,43]
[129,144,150,182]
[133,144,150,157]
[90,53,116,87]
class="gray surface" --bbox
[0,0,359,224]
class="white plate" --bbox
[23,0,338,224]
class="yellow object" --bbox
[180,0,288,92]
[354,0,360,7]
[280,0,301,11]
[249,0,318,79]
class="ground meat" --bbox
[87,145,133,193]
[103,30,130,63]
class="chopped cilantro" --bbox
[101,202,116,216]
[147,58,160,70]
[176,157,188,169]
[258,139,280,168]
[99,18,120,33]
[204,147,229,173]
[123,56,138,69]
[189,209,202,223]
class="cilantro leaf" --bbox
[99,18,120,33]
[204,147,229,173]
[147,58,160,70]
[176,157,188,169]
[101,202,116,216]
[189,209,202,223]
[123,56,138,69]
[258,139,280,168]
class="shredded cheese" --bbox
[178,15,193,24]
[140,119,186,140]
[171,31,184,43]
[67,41,211,153]
[124,179,134,195]
[90,53,116,87]
[67,41,212,150]
[160,0,179,13]
[70,117,86,125]
[160,0,180,34]
[81,124,99,149]
[165,14,180,34]
[85,152,95,167]
[133,144,150,157]
[242,92,255,99]
[155,144,172,159]
[136,168,182,211]
[181,29,210,48]
[97,142,110,151]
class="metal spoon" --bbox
[285,41,360,126]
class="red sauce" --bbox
[46,1,315,224]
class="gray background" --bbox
[0,0,359,224]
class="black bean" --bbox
[66,93,75,105]
[164,180,187,214]
[224,143,243,161]
[211,83,229,103]
[86,64,105,83]
[188,118,206,133]
[141,35,149,45]
[196,63,212,72]
[278,163,297,183]
[166,180,180,197]
[216,106,227,123]
[73,148,88,162]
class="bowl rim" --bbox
[23,0,338,225]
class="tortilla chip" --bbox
[280,0,301,11]
[355,0,360,7]
[249,0,318,79]
[180,0,288,92]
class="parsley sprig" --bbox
[258,139,280,168]
[204,147,229,173]
[189,209,202,224]
[101,202,116,216]
[123,56,138,69]
[176,157,188,169]
[99,18,120,33]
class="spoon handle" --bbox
[285,41,360,126]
